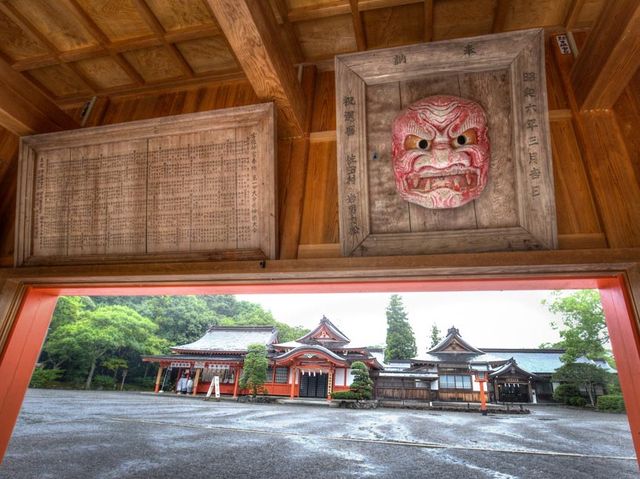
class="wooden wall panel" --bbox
[310,71,336,132]
[362,4,424,49]
[299,140,339,245]
[294,15,357,61]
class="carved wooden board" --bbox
[336,29,556,256]
[15,104,276,266]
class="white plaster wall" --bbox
[335,368,345,386]
[346,368,355,386]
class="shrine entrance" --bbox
[299,372,328,398]
[0,274,639,466]
[496,382,530,403]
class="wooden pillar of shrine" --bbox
[154,366,163,393]
[192,368,201,396]
[327,368,334,400]
[289,367,296,398]
[233,367,240,398]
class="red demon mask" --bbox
[391,95,490,209]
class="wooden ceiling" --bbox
[0,0,606,106]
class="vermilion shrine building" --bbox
[143,316,383,399]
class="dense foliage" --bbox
[542,290,610,363]
[552,363,611,406]
[239,344,269,397]
[36,294,307,391]
[596,394,625,413]
[384,294,417,362]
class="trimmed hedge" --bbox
[597,395,625,413]
[332,391,366,400]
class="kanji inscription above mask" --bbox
[391,95,491,209]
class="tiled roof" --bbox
[482,349,617,374]
[171,326,278,353]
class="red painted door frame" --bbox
[0,275,639,465]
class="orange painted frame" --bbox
[0,275,638,467]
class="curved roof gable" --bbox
[428,326,484,354]
[489,358,540,379]
[296,315,350,345]
[274,344,349,365]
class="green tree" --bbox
[544,290,609,363]
[102,357,129,389]
[144,296,220,345]
[349,361,373,399]
[239,343,269,397]
[429,323,442,349]
[384,294,417,362]
[49,296,96,331]
[44,305,160,389]
[552,362,610,406]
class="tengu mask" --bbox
[391,95,490,209]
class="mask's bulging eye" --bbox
[451,128,477,148]
[404,134,430,151]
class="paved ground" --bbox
[1,389,637,479]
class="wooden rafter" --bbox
[66,0,143,87]
[571,0,640,110]
[131,0,194,78]
[206,0,307,137]
[287,0,423,23]
[271,0,304,64]
[0,55,78,135]
[349,0,367,51]
[564,0,585,31]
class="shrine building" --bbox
[143,316,383,399]
[378,326,615,403]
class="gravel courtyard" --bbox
[1,389,636,479]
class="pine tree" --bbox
[349,361,373,399]
[384,294,417,362]
[239,343,269,397]
[429,323,442,349]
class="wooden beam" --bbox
[0,57,78,135]
[207,0,307,137]
[349,0,367,51]
[571,0,640,110]
[271,0,305,64]
[423,0,433,42]
[564,0,585,31]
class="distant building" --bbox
[142,316,383,399]
[377,326,616,403]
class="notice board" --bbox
[15,103,276,266]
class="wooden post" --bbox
[192,368,201,396]
[289,367,296,398]
[233,367,240,398]
[479,379,487,415]
[154,367,163,393]
[327,368,333,400]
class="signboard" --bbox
[194,362,205,369]
[214,376,221,399]
[336,29,556,256]
[15,104,276,266]
[170,362,191,368]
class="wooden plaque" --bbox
[336,29,556,257]
[15,103,276,266]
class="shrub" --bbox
[29,367,63,388]
[92,375,115,390]
[597,394,625,413]
[349,361,373,399]
[568,396,587,407]
[553,384,581,404]
[331,391,362,400]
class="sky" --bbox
[235,290,582,355]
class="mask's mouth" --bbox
[403,166,480,194]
